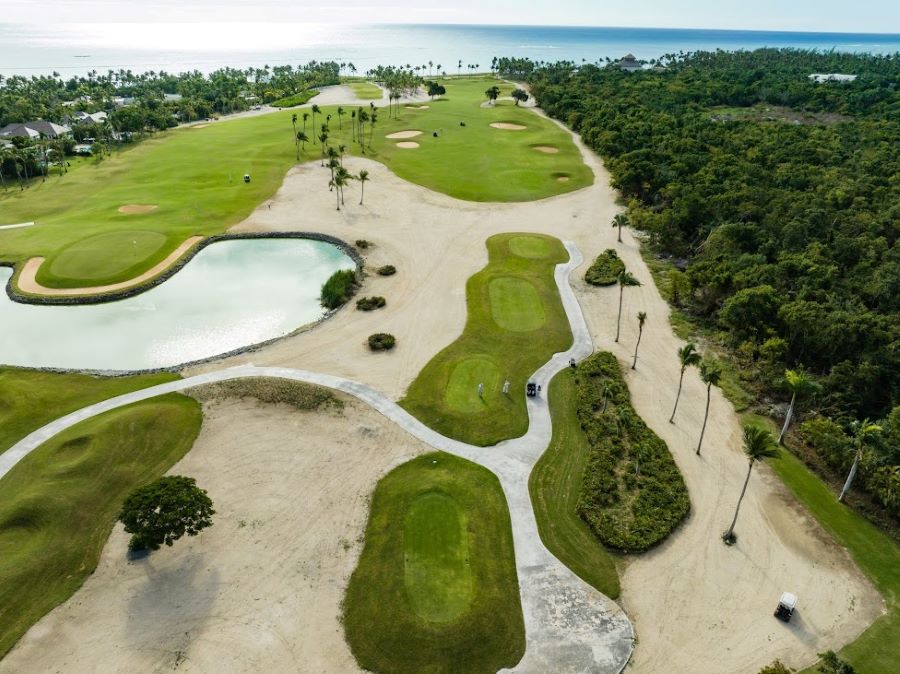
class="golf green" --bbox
[508,235,551,259]
[489,276,545,332]
[43,230,170,285]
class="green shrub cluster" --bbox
[320,269,358,309]
[376,265,396,276]
[189,377,339,411]
[270,90,316,108]
[575,352,690,552]
[584,249,625,286]
[368,333,396,351]
[356,296,386,311]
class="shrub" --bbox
[758,660,794,674]
[368,333,396,351]
[355,239,370,249]
[575,352,690,551]
[189,377,339,411]
[320,269,358,309]
[356,296,386,311]
[584,249,625,286]
[118,476,215,552]
[270,91,316,108]
[376,265,396,276]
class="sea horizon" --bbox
[1,22,898,78]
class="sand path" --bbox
[14,236,203,297]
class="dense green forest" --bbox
[518,50,898,524]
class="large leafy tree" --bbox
[118,476,215,552]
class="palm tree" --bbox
[335,166,351,205]
[778,369,819,444]
[338,144,347,165]
[331,169,350,210]
[318,131,329,166]
[615,270,641,343]
[358,169,369,204]
[696,361,722,455]
[311,104,321,136]
[291,113,299,159]
[326,147,339,183]
[670,342,701,423]
[632,311,647,369]
[351,110,356,141]
[612,212,629,243]
[600,383,614,414]
[368,109,378,146]
[302,112,310,133]
[297,131,309,154]
[723,425,779,543]
[838,420,882,503]
[337,106,345,130]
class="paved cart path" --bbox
[1,241,634,673]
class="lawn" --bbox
[343,452,524,673]
[346,80,383,99]
[0,76,590,289]
[0,394,202,658]
[529,369,621,598]
[400,233,573,446]
[0,366,180,455]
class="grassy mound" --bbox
[584,249,625,286]
[343,453,524,673]
[575,352,690,552]
[188,377,339,411]
[400,233,571,446]
[0,395,202,657]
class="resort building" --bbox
[808,73,858,83]
[615,54,644,72]
[0,120,71,139]
[68,111,108,126]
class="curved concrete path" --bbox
[1,241,634,673]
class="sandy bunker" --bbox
[534,145,559,154]
[117,204,158,214]
[396,142,420,149]
[490,122,527,131]
[405,105,430,110]
[386,130,423,139]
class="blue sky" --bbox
[5,0,899,33]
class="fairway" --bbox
[0,77,591,290]
[343,453,524,673]
[400,233,572,446]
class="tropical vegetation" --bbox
[118,475,215,551]
[583,248,624,286]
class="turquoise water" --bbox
[0,238,356,371]
[1,23,897,77]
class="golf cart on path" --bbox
[774,592,797,622]
[526,381,541,397]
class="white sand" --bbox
[490,122,527,130]
[556,176,570,182]
[396,141,420,149]
[386,130,423,139]
[117,204,157,214]
[405,105,430,110]
[0,395,427,673]
[534,145,559,154]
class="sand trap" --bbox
[405,105,430,110]
[385,130,423,139]
[396,142,420,149]
[117,204,158,215]
[556,176,570,183]
[534,145,559,154]
[490,122,527,131]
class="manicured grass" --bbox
[343,452,524,673]
[270,90,317,107]
[0,76,590,288]
[507,234,550,259]
[0,395,202,658]
[0,366,180,455]
[347,80,383,99]
[530,369,621,598]
[400,233,572,446]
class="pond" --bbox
[0,238,356,371]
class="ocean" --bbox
[1,23,898,78]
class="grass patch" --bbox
[0,367,180,455]
[530,369,621,597]
[320,268,357,309]
[42,230,169,286]
[270,90,317,108]
[188,377,340,411]
[0,395,202,658]
[400,233,571,446]
[507,234,550,259]
[0,77,588,288]
[584,248,625,286]
[575,352,690,552]
[347,81,383,99]
[343,452,524,673]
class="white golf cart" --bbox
[774,592,797,622]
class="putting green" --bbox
[446,357,502,413]
[404,490,474,622]
[489,277,545,332]
[508,235,551,259]
[43,230,169,285]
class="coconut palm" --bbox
[670,342,701,423]
[311,104,321,135]
[358,169,370,204]
[838,420,882,503]
[331,168,350,210]
[291,113,298,158]
[326,147,339,183]
[696,361,722,455]
[600,383,614,414]
[723,425,779,543]
[368,109,378,146]
[296,131,309,154]
[351,110,357,141]
[337,106,345,130]
[615,270,641,343]
[338,144,347,165]
[778,369,819,444]
[632,311,647,369]
[302,112,310,133]
[612,212,629,243]
[318,131,329,166]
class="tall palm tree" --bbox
[670,342,701,423]
[615,270,641,343]
[358,169,369,204]
[723,425,779,542]
[696,361,722,455]
[368,109,378,146]
[612,213,629,243]
[311,104,321,136]
[338,144,347,165]
[326,147,339,183]
[318,131,329,166]
[302,112,310,133]
[632,311,647,369]
[838,420,882,503]
[778,369,819,444]
[351,110,357,141]
[296,131,309,154]
[291,113,299,159]
[335,166,351,205]
[337,106,345,130]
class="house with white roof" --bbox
[809,73,857,83]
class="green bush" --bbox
[270,91,316,108]
[377,265,396,276]
[356,296,386,311]
[575,352,690,552]
[584,249,625,286]
[355,239,370,249]
[118,476,215,552]
[320,269,358,309]
[368,333,396,351]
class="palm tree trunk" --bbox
[778,393,796,445]
[632,325,643,369]
[724,462,753,539]
[359,182,365,205]
[669,369,685,423]
[617,225,622,243]
[335,185,340,211]
[697,384,712,455]
[615,284,624,342]
[838,451,861,502]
